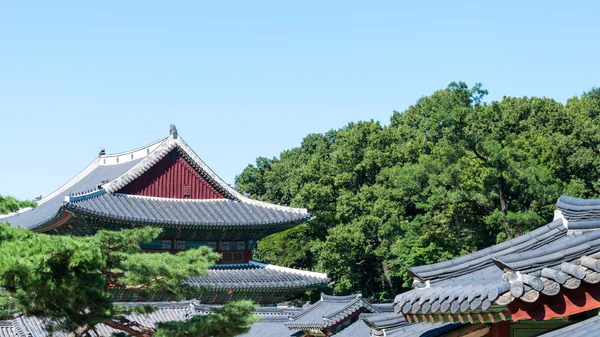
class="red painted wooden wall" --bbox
[118,150,225,199]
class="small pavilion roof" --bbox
[0,126,309,230]
[285,293,377,330]
[393,195,600,322]
[189,261,330,291]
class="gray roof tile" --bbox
[67,191,310,227]
[394,196,600,318]
[189,261,329,290]
[0,159,141,229]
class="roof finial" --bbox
[99,147,105,156]
[170,124,178,139]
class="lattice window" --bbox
[236,241,246,250]
[176,240,186,250]
[220,241,231,251]
[183,184,191,198]
[221,252,244,264]
[206,241,216,250]
[161,240,172,249]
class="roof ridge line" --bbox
[35,157,101,207]
[100,136,169,158]
[249,260,328,279]
[0,207,35,220]
[322,297,376,320]
[109,193,229,203]
[65,189,106,203]
[103,136,178,193]
[174,136,309,214]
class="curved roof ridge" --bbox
[41,136,170,207]
[109,193,229,203]
[174,135,309,214]
[1,135,169,219]
[320,293,361,302]
[557,195,600,208]
[34,157,100,206]
[102,136,179,194]
[322,297,377,319]
[249,261,328,279]
[100,136,169,158]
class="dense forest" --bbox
[235,82,600,299]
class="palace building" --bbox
[0,125,329,305]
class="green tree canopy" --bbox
[0,222,257,336]
[0,195,36,214]
[236,83,600,298]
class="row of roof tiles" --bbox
[66,191,310,227]
[3,292,592,336]
[189,261,330,290]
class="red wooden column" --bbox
[491,321,510,337]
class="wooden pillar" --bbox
[491,321,510,337]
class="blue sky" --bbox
[1,1,599,200]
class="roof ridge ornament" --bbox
[170,124,178,139]
[99,147,105,156]
[553,210,568,229]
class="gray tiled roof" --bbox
[285,294,377,330]
[0,158,141,229]
[538,315,600,337]
[238,316,295,337]
[189,261,330,290]
[0,128,310,230]
[66,191,310,227]
[556,195,600,229]
[3,301,303,337]
[1,299,461,337]
[363,313,460,337]
[7,301,196,337]
[395,219,566,316]
[394,195,600,319]
[0,321,19,337]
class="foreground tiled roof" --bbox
[285,293,377,330]
[396,218,566,316]
[538,314,600,336]
[66,191,309,227]
[189,261,330,290]
[394,195,600,321]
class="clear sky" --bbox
[1,1,599,200]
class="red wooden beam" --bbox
[508,282,600,321]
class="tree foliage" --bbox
[0,195,36,215]
[236,83,600,298]
[0,223,257,336]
